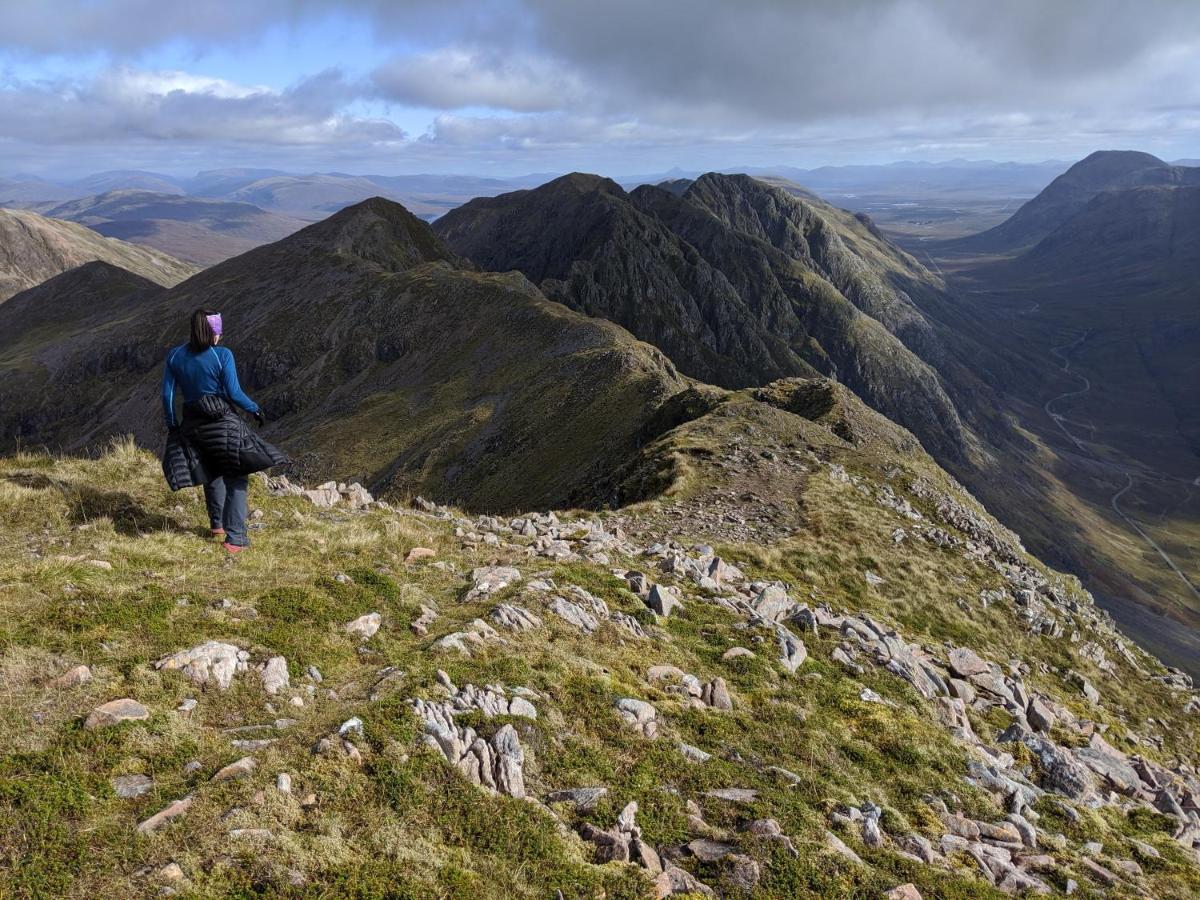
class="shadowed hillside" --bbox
[0,197,688,511]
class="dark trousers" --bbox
[204,475,249,547]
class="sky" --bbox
[1,0,1199,178]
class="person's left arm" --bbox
[162,350,179,429]
[219,347,262,416]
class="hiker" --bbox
[161,308,287,553]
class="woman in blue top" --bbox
[162,308,280,553]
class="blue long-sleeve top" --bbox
[162,343,261,428]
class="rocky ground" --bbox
[1,433,1198,898]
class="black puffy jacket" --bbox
[161,395,288,490]
[162,428,211,491]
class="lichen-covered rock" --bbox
[84,698,149,729]
[344,612,381,639]
[489,603,542,631]
[466,566,521,600]
[646,584,680,617]
[547,596,599,633]
[156,641,246,690]
[211,756,257,783]
[774,625,807,673]
[261,656,289,695]
[616,698,658,739]
[48,664,92,689]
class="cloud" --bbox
[0,66,404,146]
[2,1,1200,173]
[515,0,1200,124]
[372,48,586,112]
[0,0,292,54]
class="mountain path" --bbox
[1046,333,1200,601]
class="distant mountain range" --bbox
[0,168,556,222]
[33,191,309,266]
[0,207,197,302]
[0,169,562,266]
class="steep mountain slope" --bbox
[43,191,308,265]
[2,381,1198,896]
[0,207,198,303]
[928,165,1200,676]
[0,198,687,511]
[950,151,1200,253]
[434,173,970,462]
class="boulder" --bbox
[646,584,680,617]
[548,597,599,633]
[722,647,755,660]
[489,604,543,631]
[687,838,735,861]
[774,625,807,673]
[466,566,521,599]
[112,773,154,798]
[947,646,990,678]
[751,584,794,622]
[701,677,733,710]
[261,656,289,695]
[653,864,715,897]
[344,612,381,639]
[545,786,608,811]
[1027,697,1056,733]
[84,698,149,729]
[137,796,193,834]
[705,788,758,803]
[156,641,245,690]
[211,756,257,783]
[616,698,658,739]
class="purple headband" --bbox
[206,313,223,336]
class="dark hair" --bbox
[189,308,218,353]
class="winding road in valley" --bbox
[1045,333,1200,602]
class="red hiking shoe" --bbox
[211,528,226,539]
[222,542,246,555]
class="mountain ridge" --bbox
[435,172,972,463]
[0,197,688,512]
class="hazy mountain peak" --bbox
[955,149,1200,252]
[1064,149,1169,183]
